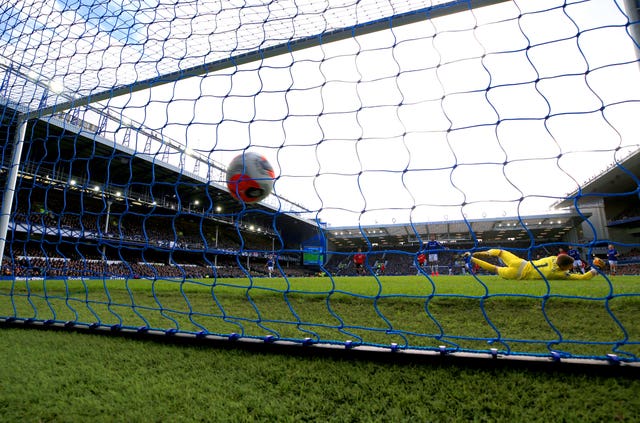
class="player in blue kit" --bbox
[606,244,619,276]
[566,245,585,274]
[424,235,445,276]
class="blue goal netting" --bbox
[1,0,639,366]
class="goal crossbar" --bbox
[27,0,509,120]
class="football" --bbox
[226,152,275,203]
[592,256,606,270]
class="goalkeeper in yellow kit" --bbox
[465,249,600,280]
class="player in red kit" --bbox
[353,248,366,276]
[417,252,427,275]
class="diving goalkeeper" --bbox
[464,249,600,280]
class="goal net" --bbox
[0,0,639,365]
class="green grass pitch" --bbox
[1,274,640,421]
[2,274,639,360]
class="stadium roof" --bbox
[554,148,640,209]
[327,149,640,249]
[327,147,640,250]
[0,109,321,247]
[325,212,590,250]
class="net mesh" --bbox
[0,0,639,364]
